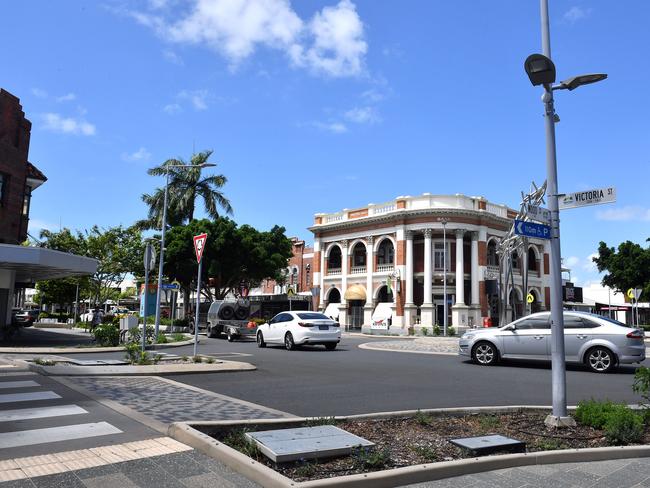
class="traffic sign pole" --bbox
[193,258,202,357]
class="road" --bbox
[73,334,648,417]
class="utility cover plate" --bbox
[66,359,129,366]
[449,435,525,456]
[245,425,374,463]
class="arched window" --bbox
[351,242,366,267]
[487,241,498,266]
[328,288,341,303]
[528,248,537,271]
[328,246,342,270]
[377,240,394,265]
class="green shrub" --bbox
[250,318,266,325]
[127,325,155,345]
[171,332,186,342]
[92,324,119,347]
[205,357,215,364]
[412,444,437,461]
[421,327,429,336]
[352,447,391,469]
[192,355,203,363]
[172,318,190,328]
[633,366,650,408]
[33,357,56,366]
[181,355,189,362]
[447,326,456,336]
[415,409,433,426]
[478,414,500,431]
[433,325,441,336]
[156,334,169,344]
[124,342,140,363]
[604,408,644,445]
[223,429,261,459]
[576,399,619,429]
[535,438,567,451]
[408,327,415,336]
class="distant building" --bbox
[255,237,314,295]
[0,89,96,326]
[310,194,552,333]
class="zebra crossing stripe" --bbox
[0,422,122,449]
[0,381,39,389]
[0,404,87,423]
[0,391,60,404]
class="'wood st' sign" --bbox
[559,186,616,210]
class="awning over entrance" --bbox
[0,244,97,284]
[344,284,366,301]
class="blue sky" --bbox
[2,0,649,287]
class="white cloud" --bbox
[56,93,76,102]
[361,88,384,103]
[31,88,48,98]
[583,253,598,272]
[596,206,650,222]
[28,218,57,234]
[178,89,209,110]
[563,6,592,23]
[565,256,580,268]
[344,106,380,124]
[312,121,347,134]
[163,103,182,114]
[123,0,367,78]
[290,0,367,77]
[122,147,152,162]
[41,113,96,136]
[162,49,184,65]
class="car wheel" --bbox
[207,325,215,338]
[256,332,266,348]
[325,343,337,351]
[227,330,235,342]
[284,333,295,351]
[586,346,615,373]
[472,341,498,366]
[189,323,195,335]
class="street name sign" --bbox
[559,186,616,210]
[514,220,551,240]
[193,233,207,263]
[161,283,180,291]
[526,204,551,224]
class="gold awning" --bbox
[344,284,367,301]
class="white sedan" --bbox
[256,312,341,350]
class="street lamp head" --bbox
[524,54,556,86]
[197,163,217,168]
[556,73,607,91]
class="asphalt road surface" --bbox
[72,334,649,417]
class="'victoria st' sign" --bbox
[559,186,616,210]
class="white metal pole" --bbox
[73,282,79,326]
[193,258,202,357]
[540,0,570,426]
[142,243,151,353]
[154,170,170,341]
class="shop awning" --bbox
[344,284,367,301]
[0,244,97,283]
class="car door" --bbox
[267,313,288,343]
[501,316,550,359]
[562,314,587,361]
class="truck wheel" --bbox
[219,305,235,320]
[207,325,215,338]
[234,307,248,320]
[227,330,235,342]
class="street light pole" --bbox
[539,0,572,427]
[153,170,170,340]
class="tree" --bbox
[35,277,90,312]
[137,150,233,230]
[39,226,144,307]
[593,240,650,299]
[162,219,293,313]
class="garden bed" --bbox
[197,408,650,483]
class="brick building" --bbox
[0,89,46,244]
[257,238,314,295]
[310,194,551,334]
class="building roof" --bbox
[27,162,47,182]
[0,244,97,283]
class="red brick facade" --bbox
[0,89,45,244]
[259,238,314,294]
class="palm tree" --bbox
[138,150,233,230]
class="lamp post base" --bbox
[544,414,576,428]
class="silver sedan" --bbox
[459,312,646,373]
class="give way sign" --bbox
[193,233,207,263]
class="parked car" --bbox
[458,311,645,373]
[12,309,40,327]
[256,311,341,350]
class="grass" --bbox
[352,447,391,470]
[32,358,56,366]
[192,355,203,363]
[222,429,261,459]
[415,409,433,426]
[477,414,501,431]
[304,417,338,427]
[412,444,437,461]
[535,438,568,451]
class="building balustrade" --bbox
[327,268,342,276]
[376,263,394,273]
[350,266,367,275]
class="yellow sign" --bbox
[627,288,642,301]
[526,293,534,304]
[627,288,635,300]
[287,287,295,297]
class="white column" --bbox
[455,229,465,305]
[405,231,414,305]
[423,229,433,305]
[340,240,349,304]
[364,236,374,326]
[315,240,324,309]
[471,232,480,306]
[420,229,434,327]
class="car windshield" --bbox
[296,313,330,320]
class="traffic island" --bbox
[22,355,255,376]
[168,405,650,488]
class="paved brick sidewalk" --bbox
[403,457,650,488]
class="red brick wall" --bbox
[479,281,488,316]
[544,286,551,310]
[0,89,32,244]
[396,239,405,266]
[478,241,487,266]
[543,253,550,275]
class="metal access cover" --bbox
[245,425,374,463]
[66,359,128,366]
[449,434,525,456]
